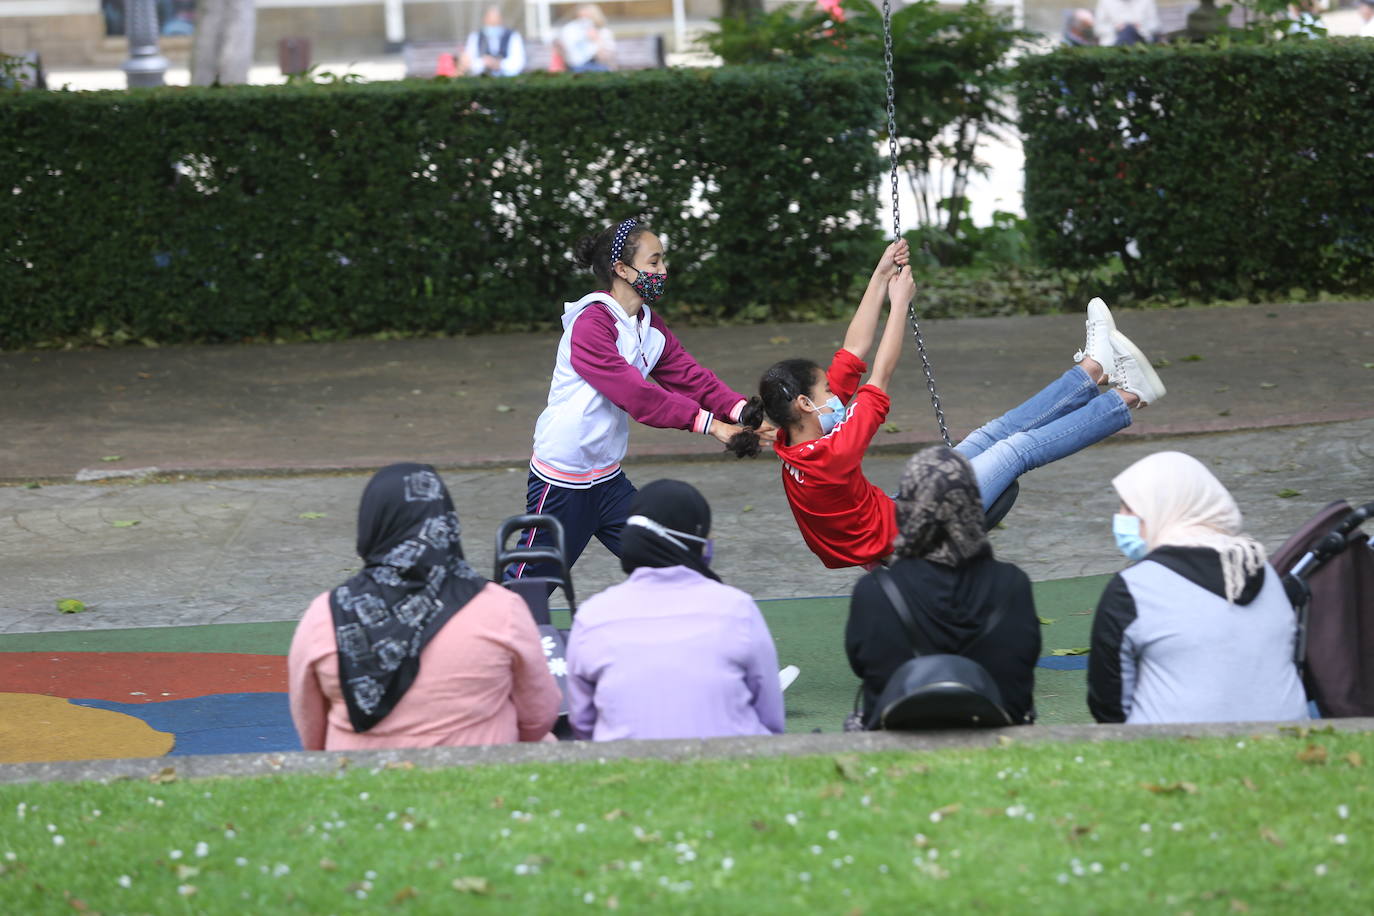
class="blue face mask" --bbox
[1113,513,1149,561]
[805,395,847,435]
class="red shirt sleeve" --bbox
[827,349,867,405]
[569,307,704,432]
[824,384,890,472]
[647,311,747,421]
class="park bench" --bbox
[402,34,665,79]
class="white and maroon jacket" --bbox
[530,292,746,489]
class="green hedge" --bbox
[1018,41,1374,300]
[0,64,882,348]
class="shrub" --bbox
[0,64,882,348]
[1017,41,1374,300]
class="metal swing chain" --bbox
[881,0,951,449]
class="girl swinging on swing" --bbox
[726,240,1167,570]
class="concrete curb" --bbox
[5,718,1370,786]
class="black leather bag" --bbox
[863,566,1013,731]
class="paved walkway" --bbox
[2,301,1371,633]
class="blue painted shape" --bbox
[72,693,301,756]
[1037,655,1089,670]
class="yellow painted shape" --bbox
[0,692,174,763]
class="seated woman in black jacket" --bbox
[845,446,1042,726]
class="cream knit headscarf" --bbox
[1112,451,1267,603]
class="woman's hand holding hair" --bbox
[710,417,744,446]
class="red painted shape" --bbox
[0,653,287,703]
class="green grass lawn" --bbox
[3,729,1369,913]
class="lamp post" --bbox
[123,0,169,88]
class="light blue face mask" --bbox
[1113,513,1149,561]
[805,395,847,435]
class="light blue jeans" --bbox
[955,366,1132,511]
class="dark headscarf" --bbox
[329,463,487,732]
[618,479,719,582]
[893,446,992,568]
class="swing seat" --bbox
[983,480,1019,531]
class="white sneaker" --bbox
[778,665,800,692]
[1074,297,1117,378]
[1109,328,1167,406]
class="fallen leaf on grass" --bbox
[997,735,1016,747]
[298,512,327,520]
[1345,752,1364,768]
[1296,743,1328,765]
[931,803,962,818]
[383,760,414,770]
[818,783,846,799]
[451,877,490,895]
[1279,724,1336,739]
[318,858,338,871]
[149,766,177,784]
[392,886,419,903]
[1275,489,1301,499]
[750,819,768,832]
[174,864,200,880]
[602,809,626,822]
[1241,778,1259,791]
[1051,647,1090,656]
[1142,781,1198,795]
[834,754,864,782]
[56,599,86,614]
[1260,826,1284,847]
[1230,899,1251,913]
[1037,616,1057,626]
[110,520,140,528]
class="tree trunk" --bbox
[191,0,257,85]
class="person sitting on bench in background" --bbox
[458,5,526,77]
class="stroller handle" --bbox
[1335,501,1374,537]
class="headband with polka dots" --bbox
[610,218,638,269]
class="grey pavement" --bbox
[4,301,1372,482]
[1,419,1371,633]
[1,300,1371,633]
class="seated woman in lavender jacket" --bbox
[565,479,786,741]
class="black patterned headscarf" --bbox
[329,463,487,732]
[893,446,992,568]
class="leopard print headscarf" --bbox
[892,446,991,568]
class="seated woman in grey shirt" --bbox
[1089,450,1308,724]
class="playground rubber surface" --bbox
[0,575,1105,763]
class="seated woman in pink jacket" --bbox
[288,463,560,750]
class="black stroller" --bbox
[1272,499,1374,718]
[495,514,577,736]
